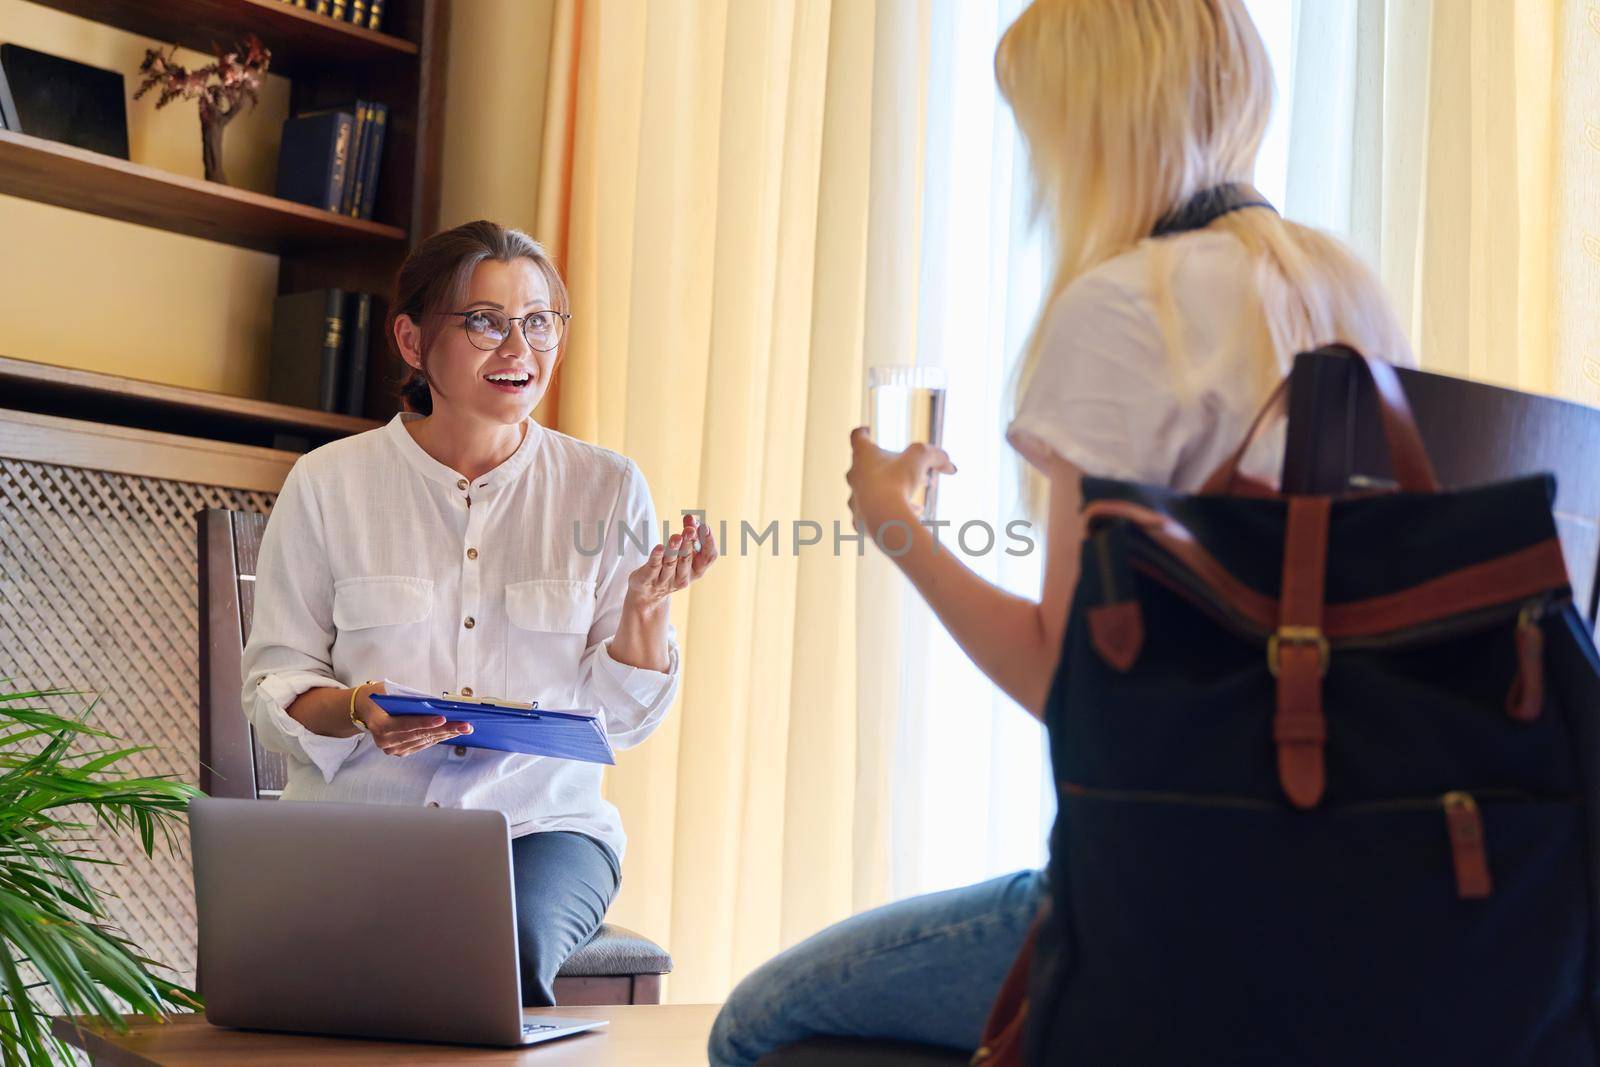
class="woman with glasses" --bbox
[240,220,718,1006]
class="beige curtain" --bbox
[531,0,934,1004]
[1407,0,1595,400]
[1297,0,1600,401]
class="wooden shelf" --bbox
[0,129,407,253]
[22,0,418,78]
[2,0,445,436]
[0,354,381,451]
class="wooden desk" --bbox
[52,1005,719,1066]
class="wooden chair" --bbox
[196,508,673,1006]
[1281,346,1600,629]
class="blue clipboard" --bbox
[368,694,615,766]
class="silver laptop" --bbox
[189,796,607,1048]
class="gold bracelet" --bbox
[348,680,379,733]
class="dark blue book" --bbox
[344,101,372,217]
[274,111,355,213]
[341,101,370,216]
[340,292,372,416]
[358,103,388,220]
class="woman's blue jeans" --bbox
[708,868,1044,1066]
[511,830,619,1006]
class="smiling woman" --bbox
[238,219,719,1008]
[390,223,570,420]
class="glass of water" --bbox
[866,365,948,518]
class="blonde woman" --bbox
[710,1,1411,1062]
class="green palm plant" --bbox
[0,685,200,1064]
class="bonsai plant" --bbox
[134,35,271,186]
[0,684,199,1063]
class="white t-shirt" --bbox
[1007,230,1387,490]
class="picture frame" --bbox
[0,44,129,157]
[0,50,19,131]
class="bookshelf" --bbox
[0,354,380,450]
[3,0,450,436]
[22,0,420,76]
[0,129,408,252]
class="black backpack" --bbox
[1003,354,1600,1065]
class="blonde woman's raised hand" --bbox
[845,427,957,539]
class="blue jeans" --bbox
[511,830,620,1006]
[708,869,1044,1066]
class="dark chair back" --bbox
[1281,347,1600,631]
[197,509,286,799]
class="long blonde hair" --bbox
[996,0,1409,508]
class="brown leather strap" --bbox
[1083,500,1569,639]
[1082,499,1281,625]
[1201,376,1290,495]
[972,908,1046,1066]
[1274,497,1331,809]
[1202,346,1440,497]
[1087,602,1144,671]
[1354,349,1440,492]
[1443,792,1493,899]
[1321,540,1567,636]
[1506,613,1545,722]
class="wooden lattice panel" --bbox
[0,456,273,987]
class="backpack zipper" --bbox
[1058,781,1564,811]
[1059,782,1576,900]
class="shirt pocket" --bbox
[330,576,435,687]
[505,579,597,636]
[333,576,435,630]
[504,579,597,704]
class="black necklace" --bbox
[1150,182,1277,238]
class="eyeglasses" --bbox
[444,308,571,352]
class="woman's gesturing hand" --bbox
[353,682,473,757]
[846,427,957,540]
[626,514,718,607]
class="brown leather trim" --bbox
[1200,346,1440,496]
[974,906,1046,1067]
[1360,352,1441,492]
[1088,602,1144,672]
[1082,500,1569,640]
[1201,376,1289,495]
[1228,476,1279,499]
[1321,540,1568,636]
[1280,498,1329,626]
[1506,618,1545,722]
[1275,498,1331,809]
[1081,500,1279,628]
[1444,793,1493,899]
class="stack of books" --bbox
[282,0,387,33]
[273,101,388,219]
[268,289,386,417]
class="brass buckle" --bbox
[1267,626,1329,677]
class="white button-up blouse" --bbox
[240,413,680,860]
